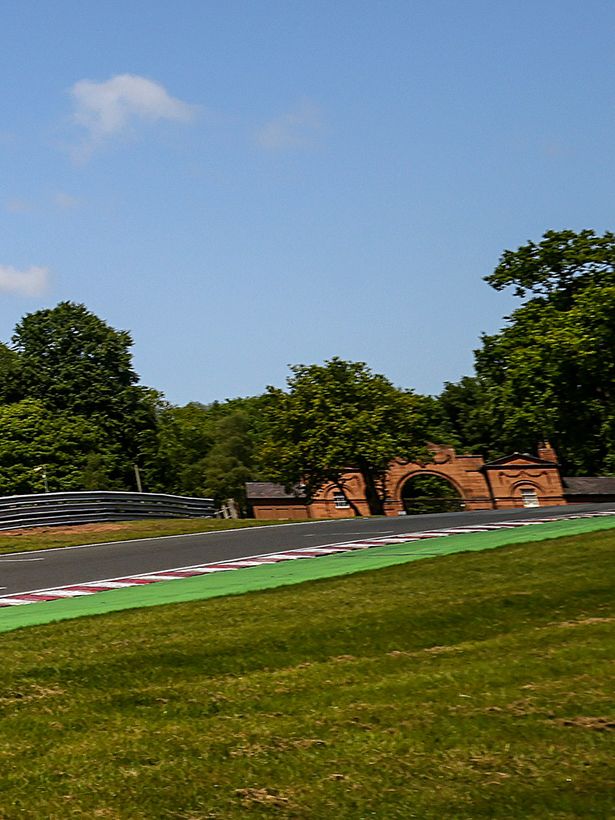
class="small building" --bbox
[562,476,615,504]
[244,481,309,520]
[246,442,612,519]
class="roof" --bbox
[563,476,615,496]
[483,452,559,468]
[245,481,305,500]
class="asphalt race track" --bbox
[1,503,614,598]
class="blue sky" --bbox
[2,1,614,404]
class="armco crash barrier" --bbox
[0,490,215,532]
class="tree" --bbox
[154,397,266,504]
[12,302,159,487]
[450,229,615,474]
[13,301,139,416]
[262,358,437,516]
[154,402,217,495]
[438,376,492,454]
[202,409,257,513]
[81,452,115,490]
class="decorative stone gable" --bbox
[480,447,566,509]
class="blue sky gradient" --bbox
[2,1,614,403]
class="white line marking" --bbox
[303,530,396,536]
[68,581,137,589]
[128,574,197,582]
[0,557,45,562]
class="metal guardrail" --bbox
[0,491,216,532]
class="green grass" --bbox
[0,517,303,555]
[0,530,613,818]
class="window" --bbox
[333,492,350,509]
[520,487,539,508]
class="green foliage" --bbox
[202,410,256,513]
[0,342,23,403]
[262,357,438,515]
[81,452,115,491]
[0,400,112,494]
[123,387,168,492]
[485,228,615,301]
[13,301,138,417]
[154,402,217,495]
[154,397,265,504]
[438,376,493,454]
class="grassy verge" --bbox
[0,517,305,556]
[0,530,613,817]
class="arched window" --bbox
[333,492,350,509]
[519,486,540,508]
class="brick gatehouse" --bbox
[246,442,609,519]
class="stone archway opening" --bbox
[401,473,464,515]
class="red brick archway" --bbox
[247,442,568,519]
[383,445,494,514]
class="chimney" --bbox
[537,441,558,463]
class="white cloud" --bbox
[255,100,323,150]
[70,73,196,155]
[54,191,79,209]
[0,265,48,296]
[5,198,31,213]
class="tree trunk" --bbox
[357,459,385,516]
